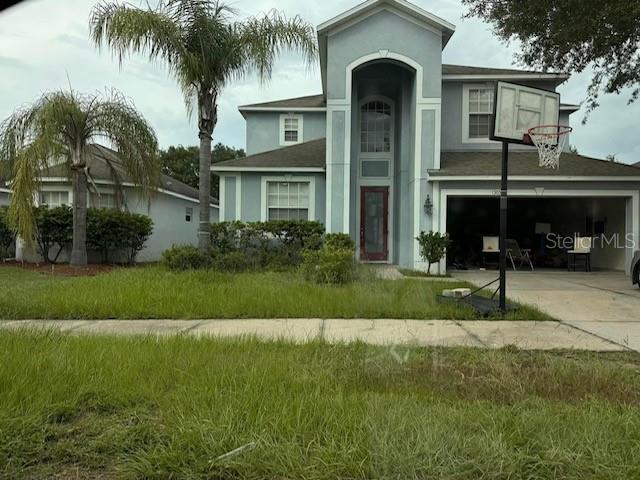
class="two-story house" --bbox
[212,0,640,274]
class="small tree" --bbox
[415,231,450,275]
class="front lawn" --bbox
[0,266,549,320]
[1,331,639,479]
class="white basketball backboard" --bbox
[491,81,561,144]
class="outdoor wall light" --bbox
[423,195,433,215]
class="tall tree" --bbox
[0,89,159,266]
[90,0,317,250]
[462,0,640,120]
[160,143,245,198]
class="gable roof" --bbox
[430,151,640,179]
[40,144,218,205]
[317,0,455,41]
[212,139,326,172]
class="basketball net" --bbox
[527,125,572,169]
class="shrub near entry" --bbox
[301,233,356,285]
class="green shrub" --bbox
[415,231,450,275]
[211,251,251,273]
[33,206,153,264]
[210,220,324,269]
[34,206,73,263]
[301,247,355,284]
[324,233,355,251]
[161,245,212,271]
[301,234,356,285]
[87,209,153,264]
[0,207,14,258]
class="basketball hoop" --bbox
[526,125,572,170]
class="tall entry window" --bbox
[360,101,391,153]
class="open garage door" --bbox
[446,196,629,271]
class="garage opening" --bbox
[446,196,628,271]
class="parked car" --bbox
[632,251,640,286]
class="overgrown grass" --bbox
[0,266,549,320]
[1,330,639,479]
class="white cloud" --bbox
[1,0,638,163]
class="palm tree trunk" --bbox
[70,166,88,266]
[197,89,217,251]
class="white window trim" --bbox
[260,175,315,222]
[37,186,72,207]
[462,83,497,144]
[279,113,304,146]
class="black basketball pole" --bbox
[499,141,509,313]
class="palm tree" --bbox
[90,0,317,250]
[0,89,159,266]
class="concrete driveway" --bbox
[453,270,640,351]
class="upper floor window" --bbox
[279,113,303,146]
[360,101,391,153]
[40,190,69,207]
[463,85,494,142]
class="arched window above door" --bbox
[360,100,391,153]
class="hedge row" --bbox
[162,221,357,284]
[34,206,153,264]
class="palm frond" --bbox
[90,1,185,69]
[233,10,318,84]
[89,90,160,200]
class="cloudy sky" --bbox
[1,0,638,164]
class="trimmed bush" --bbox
[161,245,212,271]
[33,206,153,264]
[87,209,153,264]
[34,206,73,263]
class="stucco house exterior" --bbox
[212,0,640,274]
[1,144,219,262]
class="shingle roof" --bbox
[40,144,218,204]
[431,151,640,178]
[213,139,326,170]
[239,65,569,109]
[239,94,326,110]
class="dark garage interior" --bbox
[446,196,627,271]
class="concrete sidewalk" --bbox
[0,319,626,351]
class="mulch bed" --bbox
[1,260,116,277]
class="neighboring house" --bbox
[8,144,218,262]
[213,0,640,274]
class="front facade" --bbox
[213,0,640,274]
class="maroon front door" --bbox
[360,186,389,261]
